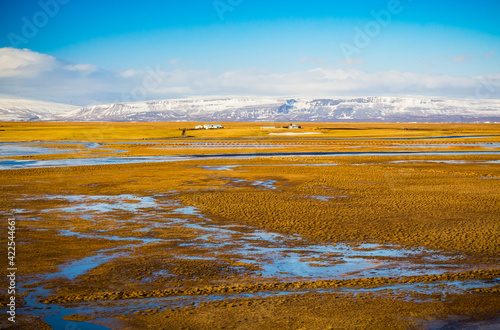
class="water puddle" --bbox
[384,143,500,149]
[200,163,341,171]
[201,165,240,171]
[43,194,161,214]
[219,177,278,190]
[16,193,487,329]
[58,229,161,244]
[0,143,77,156]
[388,160,500,165]
[252,180,277,190]
[47,247,129,280]
[2,150,500,170]
[21,284,111,330]
[33,194,470,281]
[0,156,182,170]
[170,200,465,280]
[308,195,348,201]
[0,141,125,157]
[27,277,500,328]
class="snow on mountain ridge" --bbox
[1,96,499,122]
[55,96,499,122]
[0,98,79,121]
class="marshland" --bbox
[1,122,499,329]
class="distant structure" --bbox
[195,124,224,129]
[204,124,224,129]
[285,123,301,129]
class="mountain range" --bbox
[1,96,499,123]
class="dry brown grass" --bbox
[1,122,499,141]
[1,123,499,329]
[116,291,500,330]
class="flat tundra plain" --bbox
[1,122,499,329]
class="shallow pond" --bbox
[0,141,124,157]
[15,193,492,329]
[35,194,469,280]
[0,143,78,156]
[2,150,500,170]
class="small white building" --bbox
[195,125,203,129]
[204,124,224,129]
[288,124,300,129]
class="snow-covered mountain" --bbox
[1,96,499,122]
[52,96,500,123]
[0,98,79,121]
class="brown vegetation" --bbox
[0,123,499,329]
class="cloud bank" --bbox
[0,48,499,106]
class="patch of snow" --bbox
[2,96,500,122]
[0,98,79,121]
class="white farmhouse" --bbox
[204,124,224,129]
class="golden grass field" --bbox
[0,122,499,329]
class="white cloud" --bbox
[452,54,470,62]
[0,47,58,78]
[429,51,496,64]
[1,48,499,105]
[120,69,144,78]
[185,68,482,97]
[299,56,326,64]
[338,58,365,66]
[63,64,98,74]
[422,52,495,65]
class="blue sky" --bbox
[0,0,499,105]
